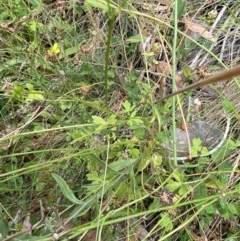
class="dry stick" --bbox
[178,3,206,55]
[199,6,227,66]
[3,212,47,241]
[158,64,240,102]
[158,65,240,162]
[190,7,227,69]
[227,153,240,188]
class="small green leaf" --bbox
[109,158,136,172]
[194,183,207,199]
[191,146,198,156]
[0,215,9,239]
[221,211,230,219]
[173,0,186,20]
[211,141,231,163]
[60,101,72,110]
[92,115,106,125]
[219,199,226,209]
[36,182,46,191]
[206,205,216,214]
[122,100,132,112]
[127,117,143,126]
[149,198,161,210]
[129,148,140,158]
[178,184,189,195]
[108,114,116,125]
[166,180,181,192]
[228,203,238,215]
[192,138,201,146]
[137,156,150,172]
[142,51,155,57]
[133,127,146,138]
[158,212,173,232]
[26,83,34,91]
[201,146,209,155]
[26,91,44,102]
[52,173,83,205]
[86,0,109,12]
[222,100,236,114]
[228,139,240,150]
[115,182,128,199]
[126,35,147,43]
[87,171,101,182]
[206,179,226,189]
[130,110,137,118]
[172,171,184,183]
[182,66,193,78]
[151,153,162,166]
[27,20,38,32]
[107,70,115,78]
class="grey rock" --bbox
[166,120,223,155]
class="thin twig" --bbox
[3,211,47,241]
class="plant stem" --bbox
[172,1,178,167]
[104,2,115,109]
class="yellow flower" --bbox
[46,43,60,60]
[48,43,60,55]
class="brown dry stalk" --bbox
[159,65,240,101]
